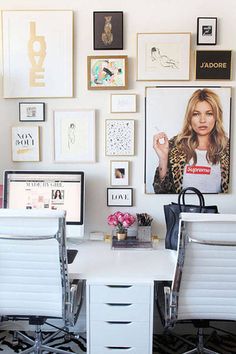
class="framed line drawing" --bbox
[197,17,217,45]
[107,188,133,207]
[54,110,95,163]
[137,32,190,81]
[105,119,134,156]
[12,126,40,162]
[88,55,128,90]
[110,160,130,186]
[19,102,45,122]
[195,50,232,80]
[93,11,123,50]
[2,10,73,98]
[145,86,231,194]
[111,94,137,113]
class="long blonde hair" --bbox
[176,89,228,164]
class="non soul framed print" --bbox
[2,10,73,98]
[88,55,128,90]
[110,160,130,186]
[107,188,133,207]
[54,110,96,163]
[105,119,134,156]
[19,102,45,122]
[195,50,232,80]
[145,86,231,194]
[137,32,190,81]
[93,11,123,50]
[12,126,40,162]
[111,94,137,113]
[197,17,217,45]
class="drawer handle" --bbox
[106,321,132,325]
[106,303,132,307]
[105,347,132,350]
[106,285,133,288]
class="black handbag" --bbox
[164,187,218,250]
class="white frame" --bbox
[111,94,137,113]
[197,17,217,45]
[137,32,190,81]
[105,119,134,156]
[19,102,45,122]
[12,126,40,162]
[107,188,133,207]
[54,110,96,163]
[2,10,73,98]
[110,160,130,186]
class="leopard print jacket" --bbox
[153,136,230,194]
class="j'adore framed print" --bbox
[107,188,133,207]
[12,126,40,162]
[54,110,96,163]
[111,94,137,113]
[110,160,130,186]
[2,10,73,98]
[19,102,45,122]
[195,50,232,80]
[137,32,190,81]
[105,119,134,156]
[93,11,123,50]
[88,55,128,90]
[197,17,217,45]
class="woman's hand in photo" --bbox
[153,132,169,160]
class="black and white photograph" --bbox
[19,102,45,122]
[197,17,217,45]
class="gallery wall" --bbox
[0,0,235,239]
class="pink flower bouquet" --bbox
[107,211,135,234]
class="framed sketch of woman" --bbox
[145,86,231,194]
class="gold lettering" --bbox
[200,61,227,69]
[28,22,46,87]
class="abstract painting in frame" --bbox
[137,33,190,81]
[105,119,134,156]
[54,110,96,163]
[2,10,73,98]
[12,126,40,162]
[88,55,128,90]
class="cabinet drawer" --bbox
[90,320,150,347]
[89,284,151,304]
[90,302,150,322]
[91,346,148,354]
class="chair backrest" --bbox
[0,209,69,320]
[170,213,236,323]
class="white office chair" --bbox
[165,213,236,354]
[0,208,83,354]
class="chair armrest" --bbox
[69,279,85,326]
[164,286,171,328]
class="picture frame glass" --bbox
[19,102,45,122]
[105,120,134,156]
[12,126,40,162]
[110,161,129,186]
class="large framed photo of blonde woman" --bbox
[145,86,231,194]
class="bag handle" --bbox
[178,187,205,212]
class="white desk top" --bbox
[68,239,176,283]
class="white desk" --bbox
[69,240,177,354]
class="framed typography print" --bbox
[105,119,134,156]
[145,86,231,194]
[2,10,73,98]
[88,55,128,90]
[12,126,40,161]
[54,110,95,163]
[197,17,217,45]
[137,33,190,81]
[195,50,232,80]
[19,102,45,122]
[107,188,133,207]
[111,94,137,113]
[110,160,129,186]
[93,11,123,50]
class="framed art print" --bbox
[195,50,232,80]
[2,10,73,98]
[88,55,128,90]
[93,11,123,50]
[19,102,45,122]
[137,32,190,81]
[12,126,40,162]
[110,160,129,186]
[105,119,134,156]
[197,17,217,45]
[111,94,137,113]
[107,188,133,207]
[54,110,95,163]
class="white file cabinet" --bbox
[87,282,154,354]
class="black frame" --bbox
[107,188,133,207]
[197,17,217,45]
[195,50,232,80]
[19,102,45,122]
[93,11,123,50]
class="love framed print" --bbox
[107,188,133,207]
[197,17,217,45]
[195,50,232,80]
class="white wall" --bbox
[0,0,235,239]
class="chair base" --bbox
[183,348,219,354]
